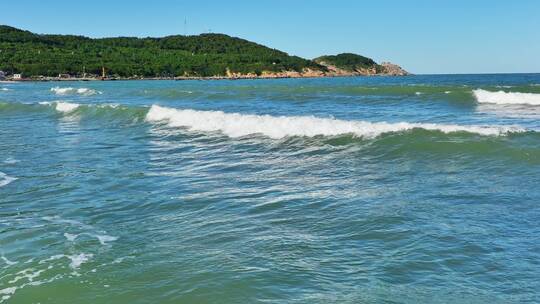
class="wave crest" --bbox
[50,87,101,96]
[39,101,80,113]
[473,89,540,105]
[145,105,522,139]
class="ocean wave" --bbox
[135,85,477,101]
[0,88,11,91]
[0,172,17,187]
[50,86,101,96]
[146,105,523,139]
[39,101,80,113]
[473,89,540,105]
[55,102,80,113]
[39,101,122,113]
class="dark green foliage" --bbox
[0,25,323,77]
[314,53,377,71]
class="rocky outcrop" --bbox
[176,62,410,80]
[314,59,409,77]
[379,62,410,76]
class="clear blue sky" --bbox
[3,0,539,74]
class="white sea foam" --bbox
[0,88,10,91]
[145,105,523,139]
[97,103,120,109]
[37,252,92,269]
[50,87,101,96]
[55,102,80,113]
[1,256,18,266]
[473,89,540,106]
[67,253,93,269]
[8,268,44,284]
[0,286,16,303]
[40,101,123,113]
[111,256,131,264]
[0,172,17,187]
[1,273,62,303]
[44,216,117,247]
[63,232,117,245]
[95,234,118,245]
[39,101,80,113]
[0,287,16,296]
[64,232,118,245]
[38,254,65,265]
[64,233,78,242]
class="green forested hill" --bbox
[0,25,324,77]
[314,53,380,71]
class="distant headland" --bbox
[0,25,409,81]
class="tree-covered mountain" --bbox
[0,25,324,77]
[0,25,408,78]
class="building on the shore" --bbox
[0,71,5,80]
[58,73,71,79]
[13,73,22,80]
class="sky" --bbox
[2,0,539,74]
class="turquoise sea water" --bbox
[1,74,540,303]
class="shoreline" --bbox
[1,74,408,83]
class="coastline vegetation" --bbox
[314,53,382,72]
[0,25,324,78]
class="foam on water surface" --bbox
[146,105,523,139]
[64,233,77,242]
[63,232,118,245]
[0,172,17,187]
[55,102,80,113]
[39,101,81,113]
[473,89,540,105]
[67,253,93,269]
[50,87,101,96]
[1,256,18,266]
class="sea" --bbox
[1,74,540,303]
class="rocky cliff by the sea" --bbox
[313,53,410,77]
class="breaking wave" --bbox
[39,101,80,113]
[1,101,533,141]
[145,105,523,139]
[473,89,540,106]
[50,87,101,96]
[1,101,147,124]
[38,101,127,114]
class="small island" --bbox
[0,25,409,80]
